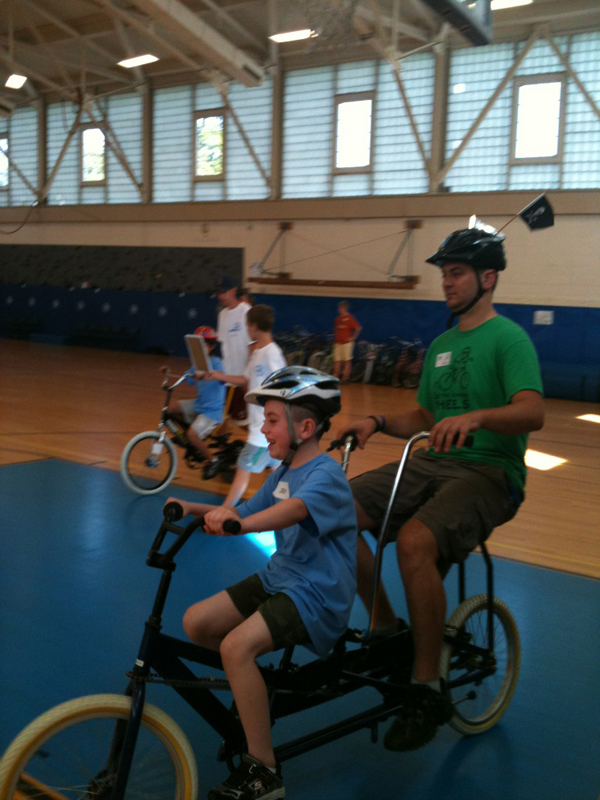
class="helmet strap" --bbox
[446,270,485,329]
[281,405,330,466]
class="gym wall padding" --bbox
[0,244,243,294]
[1,283,599,401]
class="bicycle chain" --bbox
[125,670,342,699]
[126,671,230,690]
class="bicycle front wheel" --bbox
[0,694,198,800]
[121,431,177,495]
[440,595,521,736]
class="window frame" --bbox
[193,107,226,183]
[0,134,8,190]
[509,72,567,166]
[332,90,376,175]
[80,124,107,186]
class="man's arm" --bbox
[205,370,248,389]
[429,389,544,453]
[335,405,435,450]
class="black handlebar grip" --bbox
[163,501,184,521]
[223,519,241,535]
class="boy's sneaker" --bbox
[208,754,285,800]
[383,681,454,752]
[203,458,220,480]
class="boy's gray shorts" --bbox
[350,450,519,572]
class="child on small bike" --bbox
[165,326,226,468]
[166,366,358,800]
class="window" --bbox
[81,126,106,183]
[0,137,8,188]
[511,74,566,163]
[194,110,225,180]
[334,92,374,172]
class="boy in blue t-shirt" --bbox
[166,326,226,466]
[166,366,357,800]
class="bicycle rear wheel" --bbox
[121,431,177,495]
[440,595,521,736]
[0,694,198,800]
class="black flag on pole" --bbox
[519,193,554,230]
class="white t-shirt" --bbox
[243,341,287,447]
[217,302,251,375]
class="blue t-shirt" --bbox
[236,453,358,658]
[185,354,226,422]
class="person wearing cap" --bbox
[162,325,226,466]
[336,228,544,752]
[165,367,357,800]
[215,275,252,422]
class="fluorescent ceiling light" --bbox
[491,0,533,10]
[577,414,600,424]
[5,74,27,89]
[269,29,315,43]
[117,54,159,69]
[525,449,567,471]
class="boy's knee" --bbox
[182,605,205,642]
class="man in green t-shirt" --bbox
[336,228,544,752]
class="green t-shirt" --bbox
[417,315,543,497]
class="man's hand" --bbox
[204,506,243,536]
[333,417,378,450]
[428,412,481,453]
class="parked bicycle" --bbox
[0,433,521,800]
[120,370,244,495]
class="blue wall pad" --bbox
[1,459,599,800]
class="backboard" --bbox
[184,334,211,374]
[420,0,492,46]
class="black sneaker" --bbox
[383,681,454,752]
[208,755,285,800]
[203,458,220,480]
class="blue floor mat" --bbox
[1,459,599,800]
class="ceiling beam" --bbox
[128,0,265,86]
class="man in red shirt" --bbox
[333,301,361,382]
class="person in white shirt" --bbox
[215,276,252,422]
[208,304,286,505]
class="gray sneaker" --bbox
[208,754,285,800]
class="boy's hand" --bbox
[206,370,224,382]
[194,370,205,380]
[204,506,243,536]
[333,417,378,450]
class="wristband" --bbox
[367,415,384,434]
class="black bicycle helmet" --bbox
[246,366,341,465]
[426,228,506,272]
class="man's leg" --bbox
[396,518,446,682]
[383,517,453,751]
[332,360,342,378]
[342,359,352,382]
[355,500,397,630]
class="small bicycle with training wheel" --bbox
[0,433,521,799]
[120,370,244,495]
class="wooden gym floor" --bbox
[1,338,599,579]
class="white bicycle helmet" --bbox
[246,366,341,465]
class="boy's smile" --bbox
[261,399,292,461]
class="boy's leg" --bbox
[220,612,276,767]
[183,590,244,651]
[222,467,251,507]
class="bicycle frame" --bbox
[109,434,503,798]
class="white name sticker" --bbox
[273,481,290,500]
[435,352,452,368]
